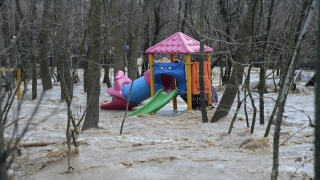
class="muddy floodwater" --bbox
[6,68,315,179]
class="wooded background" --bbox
[0,0,319,179]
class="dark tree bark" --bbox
[15,0,38,100]
[176,0,182,32]
[82,0,101,131]
[126,0,139,80]
[0,78,4,176]
[315,0,320,177]
[199,0,208,123]
[110,0,125,78]
[211,0,260,123]
[151,1,161,46]
[54,0,73,100]
[39,0,53,91]
[258,0,275,125]
[101,1,112,87]
[102,47,112,88]
[180,0,189,33]
[30,0,38,100]
[0,117,5,180]
[83,57,89,92]
[0,1,10,65]
[219,0,232,85]
[31,55,37,100]
[141,17,150,75]
[127,0,152,80]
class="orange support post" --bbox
[149,53,155,97]
[186,54,192,110]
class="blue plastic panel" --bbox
[154,62,186,95]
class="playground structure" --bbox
[100,32,214,115]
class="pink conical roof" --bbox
[145,32,213,54]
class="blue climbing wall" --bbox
[153,62,186,95]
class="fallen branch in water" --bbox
[19,142,56,148]
[4,115,27,129]
[308,115,315,128]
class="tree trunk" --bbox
[110,0,125,78]
[141,17,150,75]
[31,55,37,100]
[39,0,53,91]
[180,0,189,33]
[126,0,139,80]
[30,0,38,100]
[219,0,232,85]
[211,0,260,123]
[15,0,38,100]
[54,0,73,100]
[101,1,112,87]
[102,48,112,88]
[280,0,310,90]
[83,57,89,92]
[0,118,5,180]
[176,0,182,32]
[151,1,161,46]
[258,0,275,125]
[271,1,316,179]
[0,1,10,67]
[82,0,101,131]
[0,4,6,178]
[127,0,152,80]
[199,0,208,123]
[315,0,320,177]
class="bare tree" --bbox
[315,0,320,177]
[54,0,73,100]
[211,0,260,123]
[0,92,45,180]
[199,0,208,123]
[271,0,316,179]
[127,0,152,80]
[39,0,53,91]
[82,0,101,131]
[0,0,10,67]
[257,0,275,125]
[101,0,112,87]
[264,0,314,137]
[15,0,38,100]
[218,0,232,85]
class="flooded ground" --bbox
[6,68,315,179]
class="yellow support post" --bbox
[206,53,211,106]
[17,69,21,100]
[170,54,177,110]
[149,53,155,97]
[186,54,192,110]
[0,68,16,72]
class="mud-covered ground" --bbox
[5,68,315,180]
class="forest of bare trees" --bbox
[0,0,319,179]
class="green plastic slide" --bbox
[128,88,178,116]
